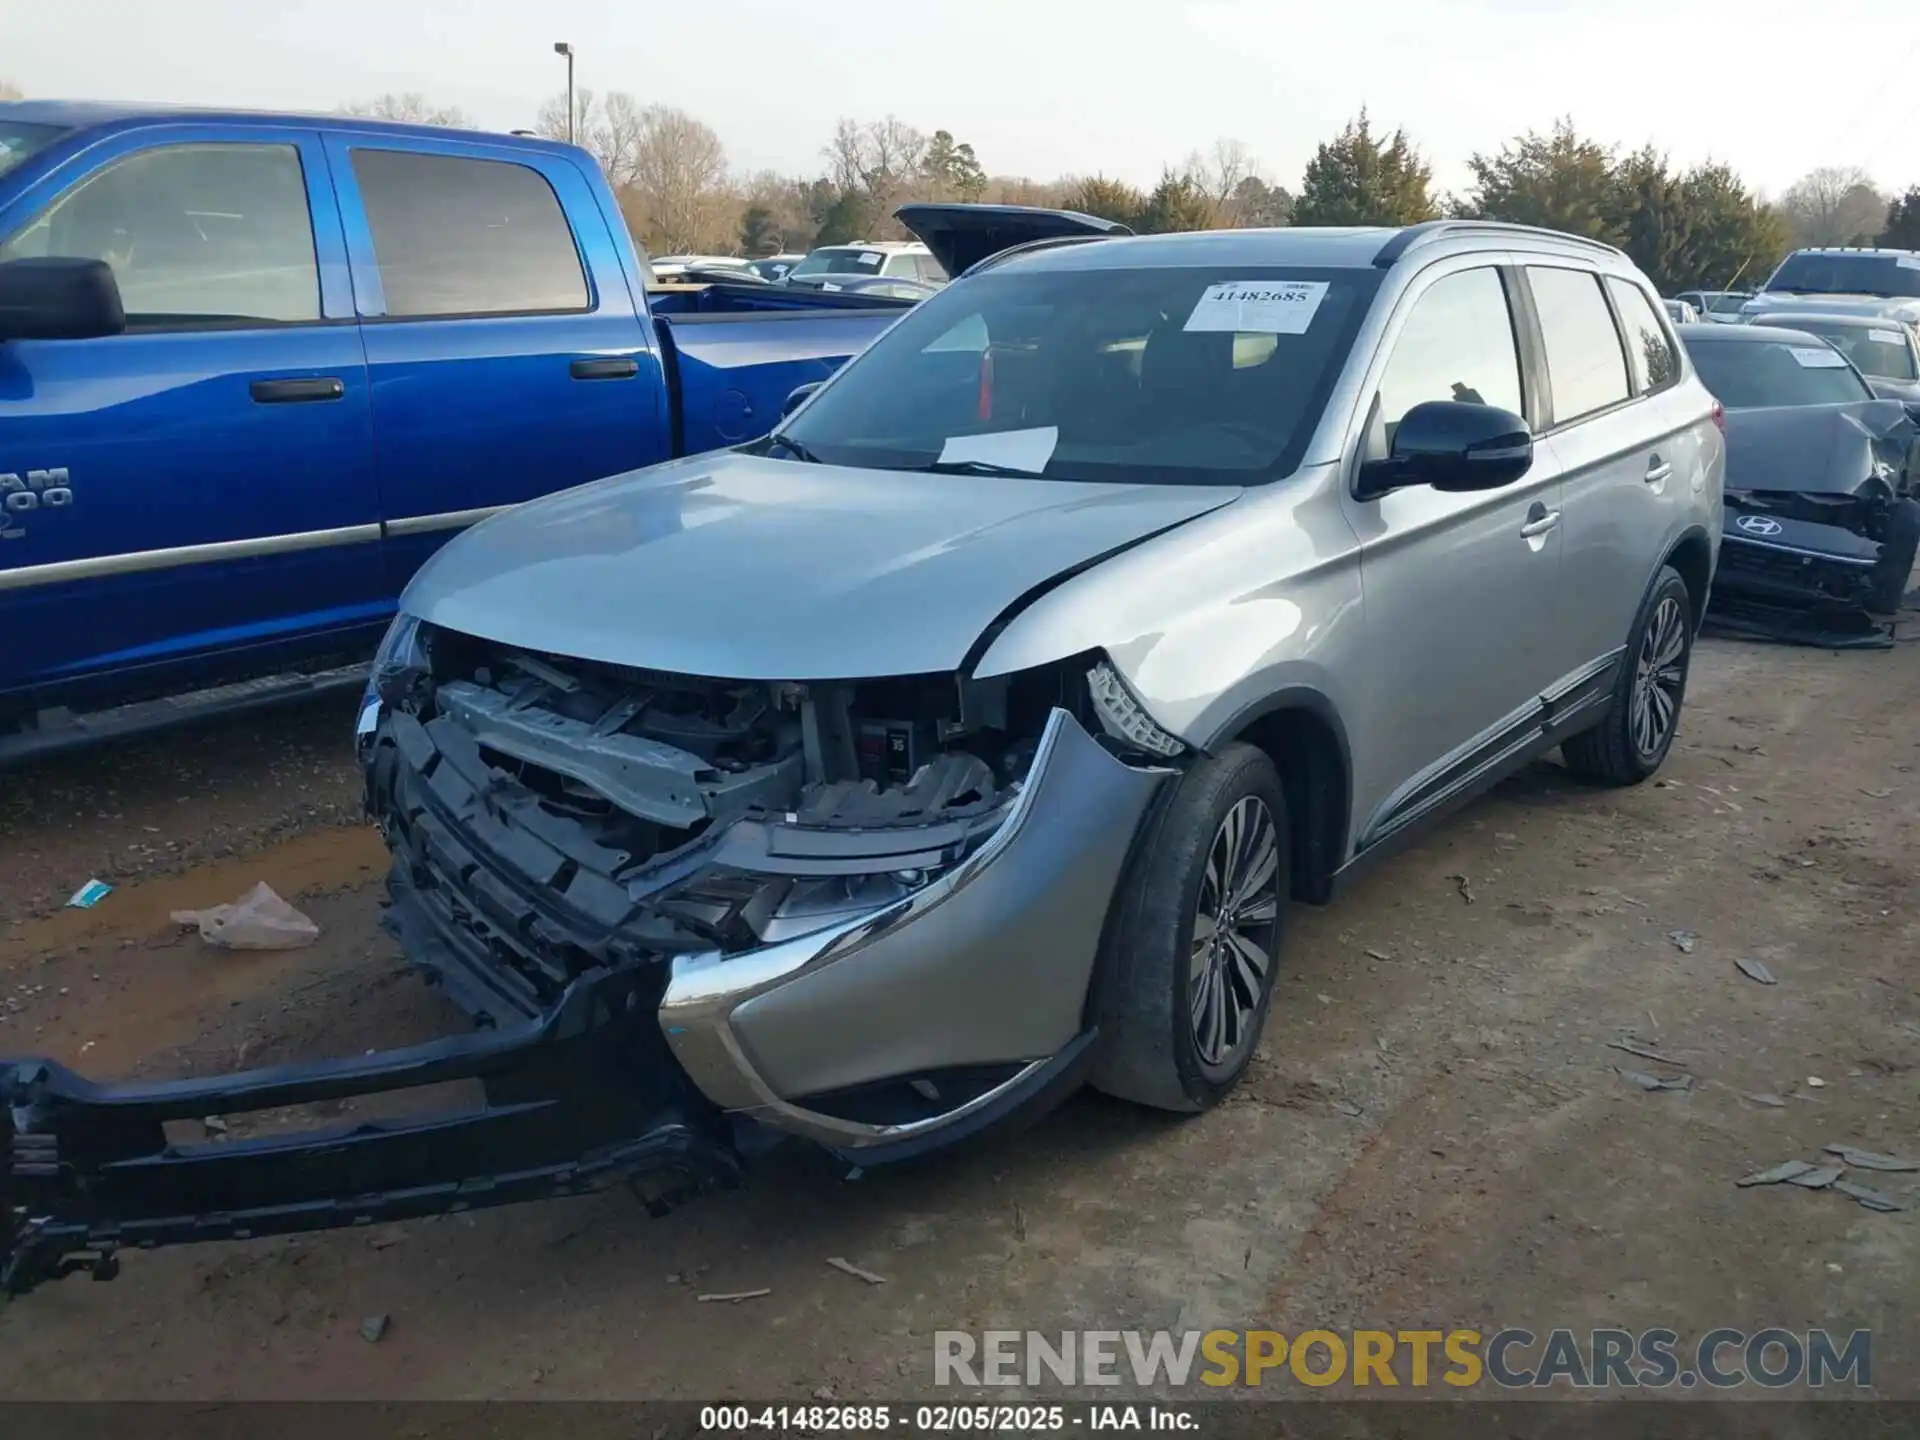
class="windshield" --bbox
[1707,293,1749,314]
[779,264,1383,486]
[789,247,891,279]
[1764,252,1920,299]
[0,121,68,181]
[1687,337,1875,408]
[1764,320,1918,381]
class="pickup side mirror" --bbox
[1355,400,1533,500]
[782,381,823,418]
[0,257,127,342]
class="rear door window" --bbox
[1525,267,1632,425]
[350,149,588,318]
[0,142,320,326]
[1605,277,1681,395]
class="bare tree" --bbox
[536,87,597,148]
[0,79,24,102]
[341,92,473,127]
[1199,138,1255,208]
[1779,165,1891,246]
[593,91,645,190]
[821,115,928,228]
[623,105,734,254]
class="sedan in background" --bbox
[800,274,940,302]
[1663,298,1700,325]
[747,254,806,283]
[1680,323,1920,642]
[1673,289,1753,324]
[1748,311,1920,410]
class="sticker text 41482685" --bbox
[1184,280,1328,335]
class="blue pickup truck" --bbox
[0,103,946,761]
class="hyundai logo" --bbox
[1736,514,1783,537]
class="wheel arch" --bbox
[1208,687,1352,906]
[1660,525,1715,633]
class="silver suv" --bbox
[362,217,1723,1145]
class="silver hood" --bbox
[401,452,1242,680]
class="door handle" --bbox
[250,377,345,404]
[1519,508,1561,539]
[1645,457,1673,485]
[570,357,640,380]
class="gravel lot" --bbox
[1,633,1916,1400]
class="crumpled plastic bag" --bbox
[171,882,320,951]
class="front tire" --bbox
[1562,566,1693,786]
[1089,743,1288,1113]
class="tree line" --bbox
[6,78,1919,288]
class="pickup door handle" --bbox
[1645,456,1673,485]
[570,357,640,380]
[250,377,345,404]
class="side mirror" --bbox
[0,257,126,342]
[782,381,822,418]
[1356,400,1533,500]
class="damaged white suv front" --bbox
[360,605,1182,1153]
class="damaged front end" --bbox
[3,624,1174,1294]
[1709,405,1920,646]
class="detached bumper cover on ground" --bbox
[2,695,1165,1295]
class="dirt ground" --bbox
[1,632,1916,1401]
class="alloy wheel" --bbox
[1188,795,1282,1073]
[1631,595,1688,759]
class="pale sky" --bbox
[7,0,1917,200]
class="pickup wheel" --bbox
[1089,743,1288,1114]
[1562,566,1693,786]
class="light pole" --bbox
[553,42,575,143]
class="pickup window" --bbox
[0,120,67,179]
[0,142,320,326]
[349,148,590,318]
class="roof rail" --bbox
[1373,219,1626,268]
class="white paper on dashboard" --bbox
[1870,328,1905,345]
[1184,279,1329,334]
[1897,255,1920,270]
[859,250,884,265]
[1789,347,1848,368]
[937,426,1060,473]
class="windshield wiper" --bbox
[912,460,1047,477]
[765,432,822,464]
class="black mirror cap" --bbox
[1358,400,1533,498]
[0,257,126,342]
[781,380,823,419]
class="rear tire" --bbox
[1866,498,1920,616]
[1089,743,1288,1113]
[1562,566,1694,787]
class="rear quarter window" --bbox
[1605,277,1681,395]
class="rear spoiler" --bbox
[893,203,1131,279]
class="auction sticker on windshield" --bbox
[1871,329,1905,345]
[1789,347,1848,368]
[1185,280,1329,335]
[938,426,1059,473]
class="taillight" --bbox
[976,348,995,421]
[1710,401,1725,435]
